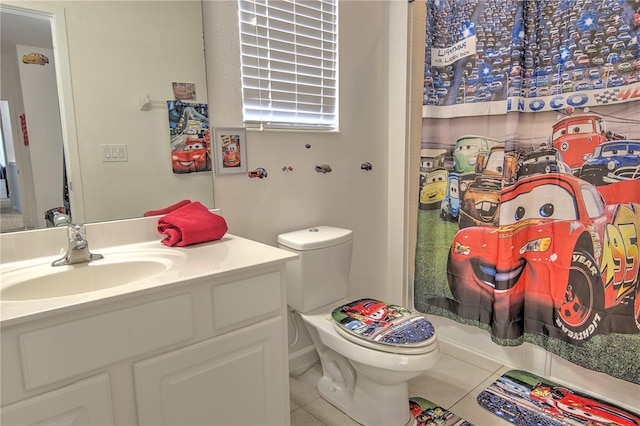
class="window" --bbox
[581,186,605,219]
[238,0,338,130]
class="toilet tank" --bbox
[278,226,353,313]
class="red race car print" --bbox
[529,383,640,425]
[172,131,211,174]
[447,173,640,342]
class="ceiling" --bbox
[1,10,53,55]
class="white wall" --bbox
[202,0,411,368]
[203,0,401,302]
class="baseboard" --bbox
[288,345,319,375]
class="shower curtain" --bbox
[414,0,640,384]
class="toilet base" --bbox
[315,358,412,426]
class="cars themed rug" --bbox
[477,370,640,426]
[409,397,473,426]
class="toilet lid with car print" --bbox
[330,298,437,354]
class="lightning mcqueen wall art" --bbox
[447,172,640,343]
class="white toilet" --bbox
[278,226,440,426]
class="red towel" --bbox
[157,201,228,246]
[144,199,192,217]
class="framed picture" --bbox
[213,128,247,175]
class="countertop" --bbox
[1,234,298,327]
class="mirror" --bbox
[0,1,213,233]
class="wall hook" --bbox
[248,168,268,178]
[315,164,332,174]
[360,162,373,171]
[139,95,151,111]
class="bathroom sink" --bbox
[1,250,185,301]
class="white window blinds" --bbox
[238,0,338,130]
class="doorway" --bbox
[0,101,24,232]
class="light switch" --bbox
[101,144,128,162]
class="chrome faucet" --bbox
[52,224,104,266]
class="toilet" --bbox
[278,226,440,426]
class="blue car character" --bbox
[579,140,640,185]
[440,173,460,221]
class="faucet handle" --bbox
[68,223,87,242]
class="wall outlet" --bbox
[102,144,128,162]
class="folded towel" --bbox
[144,199,191,217]
[157,201,228,246]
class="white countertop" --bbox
[1,233,297,327]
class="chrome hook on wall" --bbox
[315,164,332,173]
[360,162,373,171]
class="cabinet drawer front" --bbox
[1,373,114,425]
[20,294,194,390]
[134,317,287,426]
[212,271,281,329]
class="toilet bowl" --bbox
[278,227,441,426]
[298,300,440,426]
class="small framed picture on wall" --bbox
[213,128,247,175]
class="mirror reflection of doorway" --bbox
[0,102,24,232]
[1,7,67,233]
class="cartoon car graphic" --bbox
[494,376,530,398]
[420,148,447,172]
[440,173,460,221]
[457,144,518,228]
[248,168,268,179]
[184,120,200,136]
[453,135,501,174]
[516,147,572,181]
[578,140,640,186]
[216,133,241,168]
[529,383,640,425]
[223,142,240,167]
[171,131,211,173]
[419,148,446,188]
[448,173,640,341]
[419,169,448,210]
[340,319,378,337]
[21,52,49,65]
[550,111,626,173]
[340,299,393,327]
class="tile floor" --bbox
[289,340,512,426]
[0,198,24,233]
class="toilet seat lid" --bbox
[330,298,436,353]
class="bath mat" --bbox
[409,397,473,426]
[477,370,640,426]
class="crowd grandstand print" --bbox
[423,0,640,117]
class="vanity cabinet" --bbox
[133,271,288,425]
[134,318,285,425]
[1,241,295,426]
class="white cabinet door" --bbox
[134,317,288,426]
[0,374,114,425]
